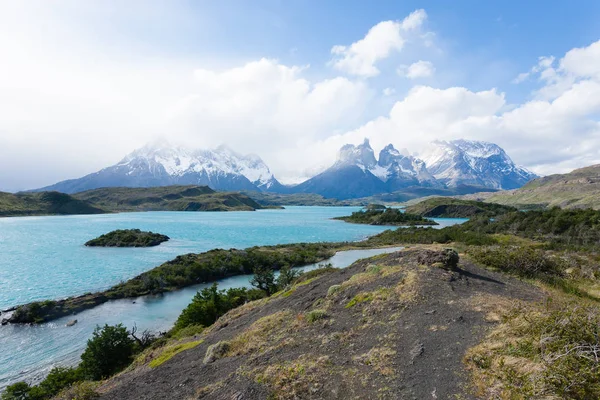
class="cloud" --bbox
[330,9,427,77]
[1,2,600,191]
[512,56,556,84]
[399,60,435,79]
[326,41,600,176]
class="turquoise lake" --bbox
[0,207,466,389]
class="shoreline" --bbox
[0,238,406,326]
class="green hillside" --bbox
[0,191,106,217]
[74,185,265,212]
[405,197,517,218]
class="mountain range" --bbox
[37,138,537,199]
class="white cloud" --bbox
[400,9,428,31]
[330,9,427,77]
[1,2,600,191]
[399,60,435,79]
[327,41,600,176]
[512,72,530,84]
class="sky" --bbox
[1,1,600,191]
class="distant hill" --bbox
[470,164,600,210]
[405,197,517,218]
[73,185,266,212]
[0,191,106,217]
[0,186,268,217]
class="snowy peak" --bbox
[373,143,438,187]
[421,139,537,190]
[336,138,377,170]
[40,140,283,194]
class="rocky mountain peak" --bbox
[336,138,377,169]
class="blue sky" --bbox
[1,1,600,190]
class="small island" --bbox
[85,229,170,247]
[334,207,438,226]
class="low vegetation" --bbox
[84,229,170,247]
[334,207,437,226]
[7,243,338,324]
[466,299,600,399]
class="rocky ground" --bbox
[97,246,543,400]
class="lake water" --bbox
[0,207,466,389]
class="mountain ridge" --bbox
[33,138,537,200]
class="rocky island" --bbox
[334,207,438,226]
[85,229,170,247]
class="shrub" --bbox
[276,265,301,290]
[1,382,32,400]
[327,284,342,297]
[53,381,99,400]
[80,324,135,380]
[203,341,231,364]
[173,284,265,332]
[306,309,327,323]
[469,246,565,279]
[250,265,277,296]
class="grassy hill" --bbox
[480,164,600,209]
[405,197,517,218]
[73,185,266,212]
[0,186,269,217]
[0,191,105,217]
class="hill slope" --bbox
[480,164,600,209]
[0,191,106,217]
[405,197,517,218]
[97,248,542,400]
[74,185,265,212]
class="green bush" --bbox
[174,284,265,332]
[80,324,135,380]
[250,266,277,295]
[306,309,327,323]
[469,246,565,279]
[1,382,32,400]
[276,265,301,289]
[1,367,83,400]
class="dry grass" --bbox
[252,355,332,399]
[464,294,600,399]
[353,346,397,376]
[226,310,294,357]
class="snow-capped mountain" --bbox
[293,139,438,199]
[35,140,285,194]
[293,139,387,199]
[420,139,538,190]
[374,144,441,190]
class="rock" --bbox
[442,249,459,270]
[66,319,78,327]
[409,342,424,361]
[203,341,230,364]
